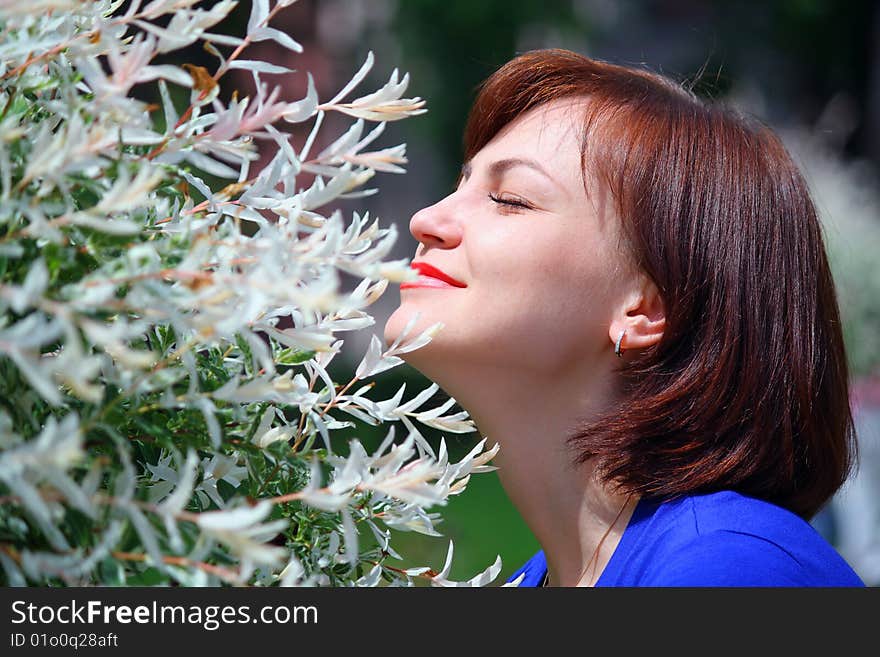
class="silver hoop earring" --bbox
[614,329,626,358]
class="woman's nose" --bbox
[409,194,463,251]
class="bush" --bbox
[0,0,501,587]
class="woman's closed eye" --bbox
[488,193,534,211]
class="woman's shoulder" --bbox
[503,490,866,587]
[654,489,815,542]
[627,490,864,586]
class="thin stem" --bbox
[0,492,199,524]
[81,267,212,289]
[212,3,287,83]
[144,2,286,162]
[268,489,306,506]
[255,462,283,497]
[112,551,241,584]
[318,376,359,420]
[290,377,373,453]
[290,375,360,450]
[3,42,71,81]
[0,88,16,122]
[364,559,437,580]
[0,543,21,563]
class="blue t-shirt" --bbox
[505,490,865,587]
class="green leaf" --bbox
[126,566,164,586]
[276,347,316,366]
[235,333,254,376]
[98,558,127,586]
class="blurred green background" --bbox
[197,0,880,585]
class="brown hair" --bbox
[464,49,857,519]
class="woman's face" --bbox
[384,98,635,377]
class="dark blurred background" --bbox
[203,0,880,585]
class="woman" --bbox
[383,49,865,586]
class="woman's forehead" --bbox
[495,98,586,147]
[471,99,587,178]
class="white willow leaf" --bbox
[412,396,456,421]
[158,450,198,515]
[119,128,166,146]
[0,551,26,587]
[328,51,374,106]
[355,562,382,587]
[7,258,48,313]
[341,507,358,566]
[228,60,294,75]
[395,382,440,414]
[253,425,295,449]
[250,26,303,53]
[247,0,270,34]
[183,150,239,178]
[355,333,383,379]
[195,397,222,448]
[388,322,445,355]
[136,64,193,87]
[196,500,272,532]
[67,213,142,235]
[0,474,70,551]
[201,31,247,46]
[316,119,364,162]
[126,504,166,573]
[297,488,351,512]
[431,550,502,588]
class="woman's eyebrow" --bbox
[461,157,562,190]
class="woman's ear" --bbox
[608,275,666,354]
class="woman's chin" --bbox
[383,310,445,369]
[382,308,406,349]
[383,306,435,348]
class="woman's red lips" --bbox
[403,261,467,288]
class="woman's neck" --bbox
[413,355,637,586]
